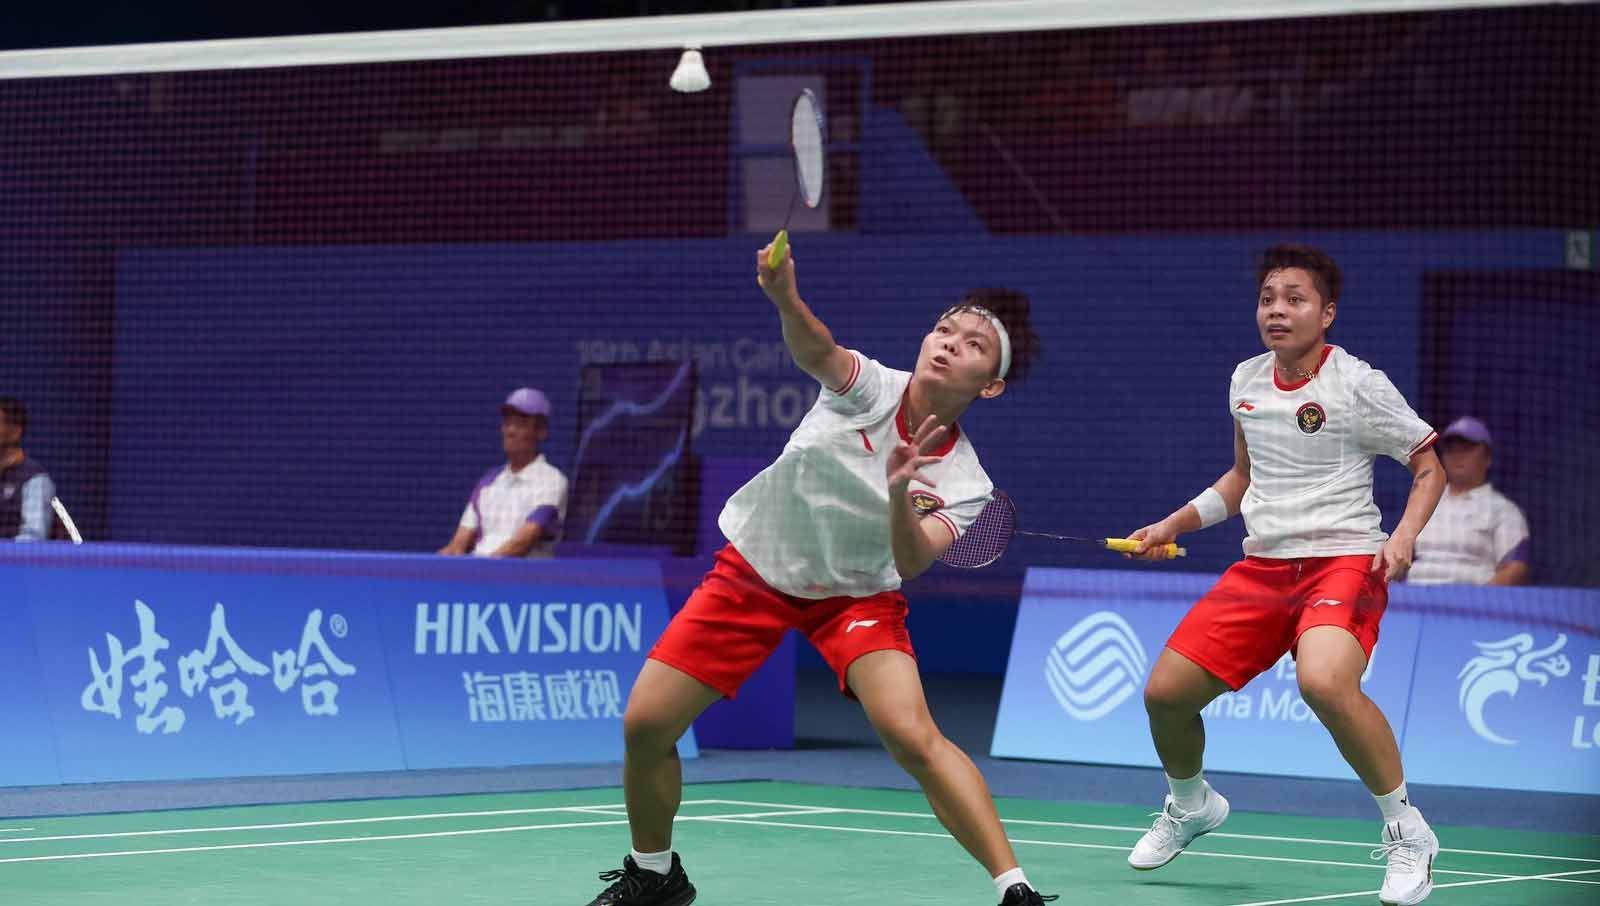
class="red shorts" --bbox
[649,544,916,699]
[1166,555,1387,690]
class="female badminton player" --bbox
[1120,244,1445,905]
[581,241,1053,906]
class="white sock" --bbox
[1374,782,1411,822]
[1167,770,1208,812]
[992,867,1029,899]
[631,848,673,876]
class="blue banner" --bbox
[0,590,62,786]
[993,568,1599,793]
[375,558,686,770]
[0,545,693,786]
[1400,586,1600,794]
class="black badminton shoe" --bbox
[583,854,695,906]
[998,883,1059,906]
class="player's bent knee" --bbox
[877,717,943,772]
[623,701,686,752]
[1144,676,1199,717]
[1296,674,1358,717]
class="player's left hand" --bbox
[1372,532,1416,581]
[756,243,799,306]
[887,413,946,495]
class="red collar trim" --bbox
[1273,344,1335,391]
[895,392,961,456]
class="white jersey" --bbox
[1407,483,1529,585]
[458,454,569,558]
[1230,345,1436,559]
[719,349,993,599]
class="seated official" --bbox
[438,388,569,558]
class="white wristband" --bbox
[1189,487,1229,529]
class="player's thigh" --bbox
[647,562,794,700]
[1293,558,1386,673]
[805,593,915,697]
[1165,559,1298,691]
[1292,625,1370,708]
[1145,647,1233,714]
[847,649,942,756]
[624,658,723,744]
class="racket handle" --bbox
[768,229,790,270]
[1103,538,1187,559]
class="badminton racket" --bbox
[938,490,1185,569]
[767,89,825,270]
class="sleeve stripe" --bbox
[930,511,959,538]
[830,351,862,396]
[1408,431,1439,457]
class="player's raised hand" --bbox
[887,413,946,495]
[756,241,799,306]
[1126,520,1181,561]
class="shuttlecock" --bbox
[670,46,711,93]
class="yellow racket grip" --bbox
[768,229,790,270]
[1104,538,1187,558]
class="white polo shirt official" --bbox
[719,349,993,599]
[1230,345,1436,559]
[1407,483,1529,585]
[459,454,569,558]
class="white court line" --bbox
[0,808,831,866]
[1219,867,1600,906]
[6,792,1592,885]
[699,798,1600,865]
[0,804,616,845]
[0,818,631,865]
[697,816,1513,879]
[0,828,36,833]
[0,798,825,846]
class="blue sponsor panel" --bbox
[25,560,406,784]
[376,558,697,769]
[0,544,692,786]
[0,575,65,786]
[992,569,1199,770]
[995,568,1600,793]
[992,568,1420,782]
[1398,584,1600,794]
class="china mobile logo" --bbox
[1045,611,1149,721]
[1457,632,1571,745]
[82,600,356,735]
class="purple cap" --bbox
[499,387,551,420]
[1441,416,1491,446]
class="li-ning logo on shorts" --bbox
[1457,632,1570,745]
[909,490,944,515]
[1044,611,1149,721]
[1296,401,1327,434]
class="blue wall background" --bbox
[109,232,1561,551]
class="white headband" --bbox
[941,304,1012,380]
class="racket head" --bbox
[936,489,1016,569]
[789,89,826,209]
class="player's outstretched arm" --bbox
[756,241,855,391]
[1127,421,1252,560]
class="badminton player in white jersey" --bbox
[1121,244,1446,905]
[581,242,1053,906]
